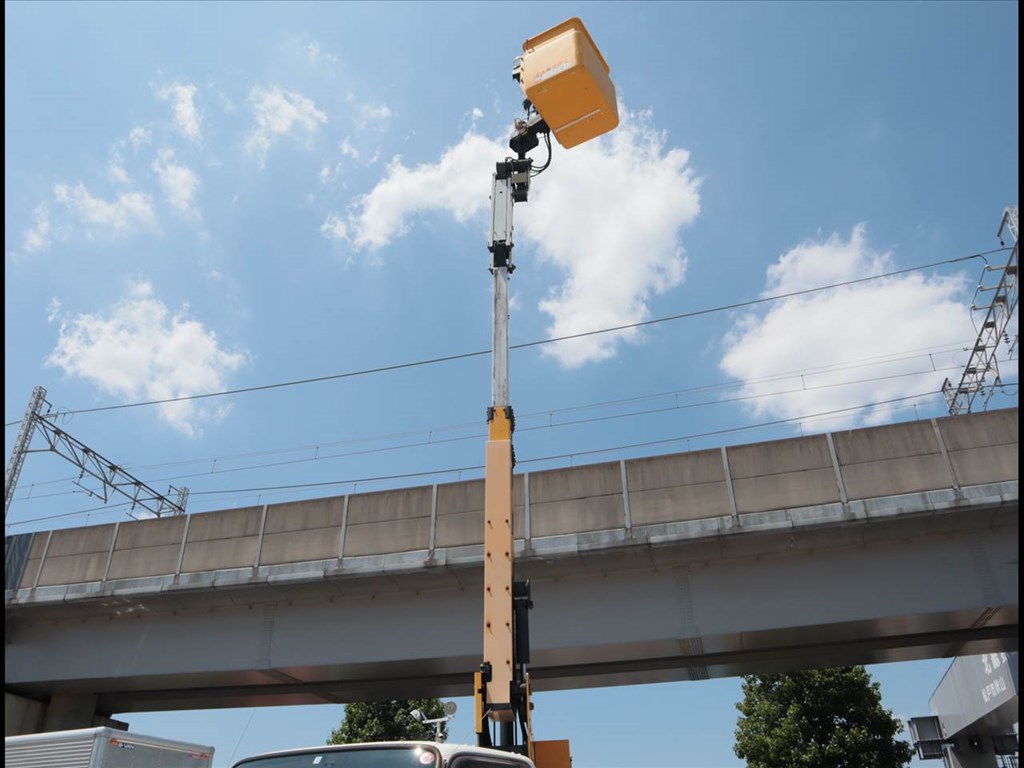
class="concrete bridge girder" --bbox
[5,490,1017,717]
[3,409,1018,730]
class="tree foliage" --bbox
[733,666,913,768]
[329,699,447,744]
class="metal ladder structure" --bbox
[942,205,1019,415]
[4,386,188,524]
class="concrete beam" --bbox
[41,692,99,732]
[4,409,1017,720]
[4,692,44,736]
[4,495,1017,714]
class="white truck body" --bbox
[232,742,535,768]
[5,726,214,768]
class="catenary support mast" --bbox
[4,386,47,522]
[4,386,189,522]
[942,204,1019,414]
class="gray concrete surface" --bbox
[3,408,1018,731]
[9,411,1018,587]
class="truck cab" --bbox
[231,742,536,768]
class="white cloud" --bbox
[472,107,484,119]
[347,132,502,249]
[246,86,327,167]
[320,213,348,241]
[339,138,359,159]
[319,138,362,185]
[128,127,152,150]
[46,298,62,323]
[46,281,247,436]
[108,127,152,184]
[304,39,338,64]
[23,203,52,253]
[719,224,974,429]
[359,103,393,128]
[159,83,202,142]
[55,182,156,231]
[346,109,702,367]
[108,163,130,184]
[526,113,701,367]
[151,148,201,218]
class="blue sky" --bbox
[4,1,1018,766]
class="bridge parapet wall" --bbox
[941,409,1018,485]
[181,505,262,572]
[108,516,187,580]
[7,409,1017,595]
[729,434,839,513]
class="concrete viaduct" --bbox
[4,407,1018,735]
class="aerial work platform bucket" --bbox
[518,17,619,149]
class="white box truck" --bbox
[5,726,214,768]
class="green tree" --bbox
[733,666,913,768]
[329,699,447,744]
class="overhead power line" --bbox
[6,387,981,530]
[4,248,1005,427]
[16,337,973,492]
[43,391,952,507]
[150,392,953,495]
[8,501,134,528]
[9,360,976,505]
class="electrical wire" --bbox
[18,338,972,491]
[4,345,490,425]
[227,710,258,766]
[162,392,953,493]
[11,383,1015,530]
[4,390,947,530]
[6,500,134,528]
[531,131,552,175]
[9,361,974,505]
[17,341,1019,501]
[520,391,945,466]
[5,247,1006,427]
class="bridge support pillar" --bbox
[41,692,100,732]
[4,692,45,736]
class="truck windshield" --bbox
[234,746,439,768]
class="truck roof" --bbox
[231,741,535,767]
[5,726,213,755]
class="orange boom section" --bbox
[519,18,618,149]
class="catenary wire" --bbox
[165,392,950,495]
[10,386,1010,529]
[4,390,944,530]
[15,350,1018,505]
[20,337,976,488]
[9,339,974,496]
[8,362,973,505]
[4,248,1006,427]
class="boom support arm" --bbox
[476,17,613,764]
[477,158,535,752]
